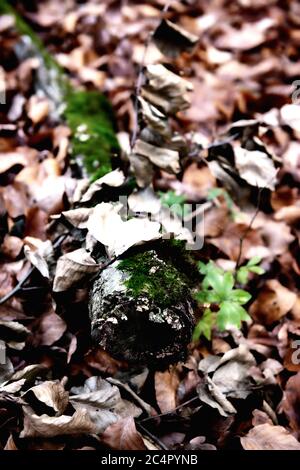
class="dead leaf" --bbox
[23,381,69,416]
[241,423,300,450]
[27,95,50,124]
[153,19,198,58]
[249,280,297,325]
[32,311,67,346]
[80,169,125,203]
[280,372,300,439]
[142,64,193,114]
[24,237,53,278]
[155,368,179,413]
[86,202,161,257]
[20,407,95,438]
[234,147,277,190]
[101,417,146,450]
[53,248,100,292]
[133,139,180,174]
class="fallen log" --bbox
[89,247,195,366]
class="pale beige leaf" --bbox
[133,139,180,174]
[234,147,277,190]
[20,407,95,438]
[101,417,146,450]
[23,381,69,415]
[53,248,100,292]
[87,203,161,257]
[155,368,179,413]
[241,423,300,450]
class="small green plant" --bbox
[193,257,264,341]
[236,256,265,284]
[207,187,236,219]
[159,190,190,216]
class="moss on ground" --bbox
[64,90,119,180]
[118,251,189,309]
[0,0,119,180]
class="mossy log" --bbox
[0,0,119,180]
[89,250,195,366]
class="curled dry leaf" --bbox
[241,423,300,450]
[86,202,161,257]
[234,147,277,190]
[0,320,30,350]
[26,95,50,124]
[249,280,297,325]
[23,381,69,416]
[80,169,125,203]
[20,407,95,438]
[24,236,53,278]
[70,377,141,434]
[53,248,100,292]
[142,64,193,115]
[155,368,180,413]
[32,311,67,346]
[197,345,257,416]
[153,19,198,58]
[281,104,300,133]
[133,139,180,174]
[280,372,300,439]
[101,417,146,450]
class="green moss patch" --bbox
[64,90,120,180]
[118,251,189,309]
[0,0,119,181]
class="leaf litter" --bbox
[0,0,300,452]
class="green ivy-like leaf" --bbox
[193,309,214,341]
[216,301,251,331]
[247,256,262,267]
[230,289,251,305]
[248,265,265,275]
[237,266,249,284]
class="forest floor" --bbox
[1,0,300,451]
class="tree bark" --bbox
[89,249,195,366]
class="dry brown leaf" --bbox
[155,368,180,413]
[53,248,100,292]
[249,280,297,325]
[20,407,95,438]
[133,139,180,174]
[280,372,300,438]
[142,64,193,114]
[32,311,67,346]
[241,423,300,450]
[234,147,277,190]
[23,381,69,416]
[80,169,125,203]
[216,19,275,51]
[101,417,146,450]
[0,320,29,350]
[153,19,198,58]
[26,95,50,124]
[24,237,53,278]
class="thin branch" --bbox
[138,396,198,423]
[0,267,34,306]
[235,188,263,271]
[136,421,169,451]
[0,233,67,306]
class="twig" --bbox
[0,267,34,305]
[138,396,198,423]
[136,421,169,451]
[0,233,67,306]
[235,188,263,272]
